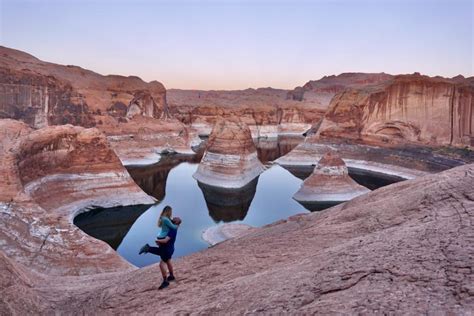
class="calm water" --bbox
[74,137,401,267]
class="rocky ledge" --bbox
[193,118,265,188]
[0,119,154,276]
[293,151,370,210]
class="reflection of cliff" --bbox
[255,136,303,162]
[73,204,151,250]
[197,178,259,223]
[127,155,201,200]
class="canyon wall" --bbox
[167,88,325,137]
[0,46,199,164]
[0,46,168,127]
[316,74,474,147]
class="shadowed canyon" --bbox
[0,45,473,314]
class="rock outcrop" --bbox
[293,152,370,211]
[316,73,474,147]
[193,118,265,188]
[1,155,473,313]
[287,72,393,106]
[0,46,199,165]
[0,119,154,275]
[168,88,325,137]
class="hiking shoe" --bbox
[138,244,150,255]
[167,275,175,282]
[158,280,169,290]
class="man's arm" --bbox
[156,236,170,245]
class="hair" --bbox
[158,205,172,227]
[172,217,182,225]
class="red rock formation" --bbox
[1,160,473,313]
[0,46,168,127]
[193,118,265,188]
[293,152,370,210]
[317,74,474,147]
[0,46,198,165]
[287,72,393,105]
[168,88,325,137]
[0,119,154,275]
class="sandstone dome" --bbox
[193,118,265,188]
[293,151,370,210]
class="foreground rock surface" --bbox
[193,118,265,188]
[202,223,255,246]
[1,161,473,314]
[293,152,370,210]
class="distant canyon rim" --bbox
[0,45,473,314]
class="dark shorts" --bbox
[148,246,174,262]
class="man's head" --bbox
[172,217,182,225]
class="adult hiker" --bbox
[139,216,182,290]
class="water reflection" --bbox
[73,204,152,250]
[197,177,259,223]
[255,136,304,163]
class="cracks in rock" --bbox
[29,231,51,265]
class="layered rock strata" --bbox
[168,88,325,138]
[1,161,473,314]
[316,73,474,147]
[293,152,370,211]
[193,118,265,188]
[0,46,200,165]
[277,139,473,181]
[0,119,154,275]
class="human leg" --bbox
[158,260,170,290]
[166,259,175,281]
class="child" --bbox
[156,205,178,245]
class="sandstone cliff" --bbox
[316,73,474,147]
[0,46,168,127]
[0,119,154,275]
[168,88,325,137]
[0,46,199,165]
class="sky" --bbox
[0,0,472,90]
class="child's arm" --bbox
[162,217,178,230]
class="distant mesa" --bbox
[193,117,265,189]
[293,151,370,211]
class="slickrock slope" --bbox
[202,223,255,246]
[1,162,473,314]
[316,73,474,147]
[193,118,265,188]
[293,152,370,210]
[168,88,325,137]
[0,119,154,275]
[0,46,199,165]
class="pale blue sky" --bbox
[1,0,472,89]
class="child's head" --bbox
[172,217,182,225]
